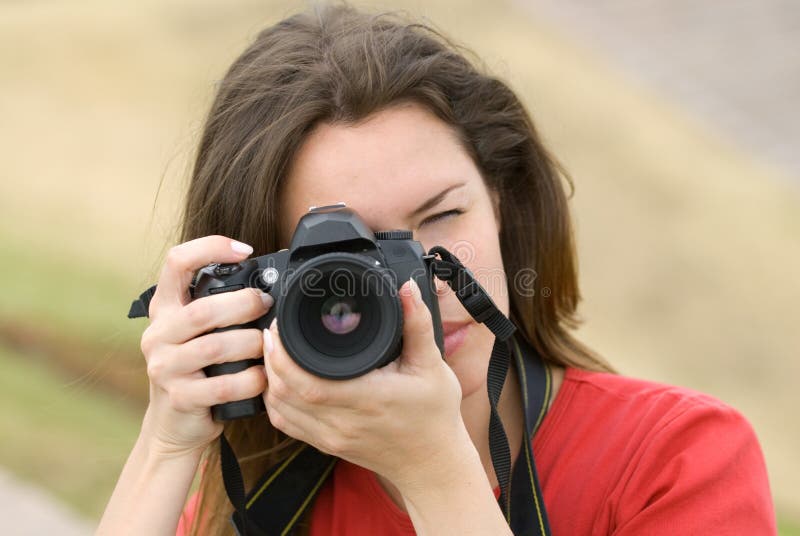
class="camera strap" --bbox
[427,246,552,535]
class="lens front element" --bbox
[320,295,361,335]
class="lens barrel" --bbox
[276,252,403,379]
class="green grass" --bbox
[781,520,800,536]
[0,232,147,355]
[0,342,143,520]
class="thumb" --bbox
[398,278,442,371]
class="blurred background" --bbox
[1,0,798,533]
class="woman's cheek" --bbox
[448,323,497,398]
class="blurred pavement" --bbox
[0,467,94,536]
[517,0,800,181]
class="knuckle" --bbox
[264,389,277,408]
[209,234,228,245]
[414,312,435,339]
[211,376,233,403]
[167,385,191,412]
[165,245,187,272]
[184,300,212,330]
[140,326,156,356]
[270,376,290,400]
[299,383,326,405]
[147,295,161,319]
[336,420,358,443]
[269,352,286,376]
[265,403,285,431]
[271,412,286,432]
[246,366,267,395]
[323,435,347,457]
[197,336,223,362]
[416,303,433,327]
[247,288,267,311]
[146,355,166,382]
[250,329,264,353]
[316,443,334,456]
[357,398,381,418]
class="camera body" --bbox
[191,203,444,421]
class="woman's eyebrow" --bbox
[408,182,467,218]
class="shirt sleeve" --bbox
[611,398,776,535]
[176,490,201,536]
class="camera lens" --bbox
[277,252,403,379]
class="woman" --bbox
[97,4,776,535]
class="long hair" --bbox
[181,4,612,534]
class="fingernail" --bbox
[409,278,423,307]
[270,318,277,330]
[231,240,253,255]
[259,291,274,309]
[263,328,274,354]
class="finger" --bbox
[168,328,264,376]
[167,364,266,413]
[156,287,273,344]
[397,278,441,370]
[263,386,335,450]
[151,235,254,317]
[263,391,310,443]
[263,321,356,409]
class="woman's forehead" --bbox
[280,103,482,237]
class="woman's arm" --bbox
[96,236,271,535]
[95,409,203,536]
[398,427,512,536]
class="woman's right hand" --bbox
[138,235,270,457]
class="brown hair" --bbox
[181,3,612,534]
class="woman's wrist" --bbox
[393,424,480,498]
[139,405,212,460]
[396,427,511,535]
[97,419,205,535]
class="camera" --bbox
[191,203,445,421]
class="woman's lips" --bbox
[442,321,471,358]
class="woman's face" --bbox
[280,101,508,401]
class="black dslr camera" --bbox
[192,203,444,420]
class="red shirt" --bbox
[177,367,776,535]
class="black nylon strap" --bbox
[487,337,514,516]
[224,440,336,536]
[128,284,157,319]
[220,432,253,536]
[508,337,553,535]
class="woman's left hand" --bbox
[262,277,472,493]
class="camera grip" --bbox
[203,324,267,421]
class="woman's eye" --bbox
[420,209,463,226]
